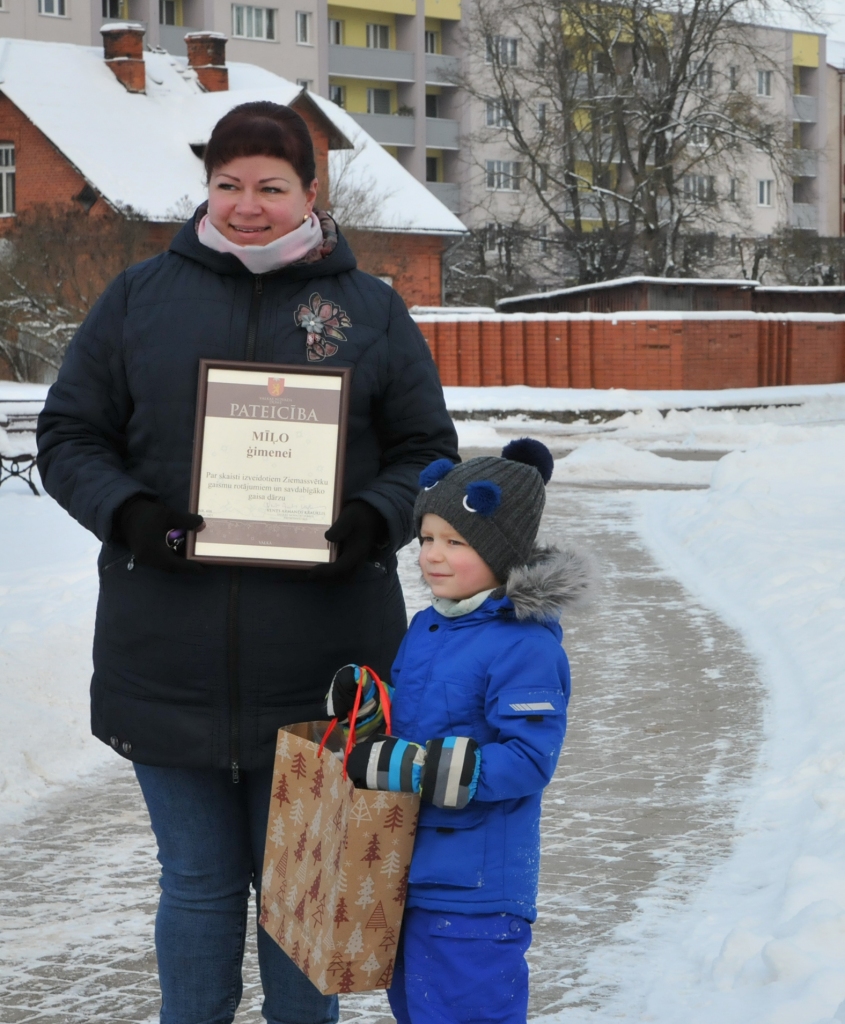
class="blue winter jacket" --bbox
[390,546,585,922]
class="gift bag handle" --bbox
[317,665,392,779]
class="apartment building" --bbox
[324,0,461,210]
[464,21,845,280]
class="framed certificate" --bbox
[187,360,352,567]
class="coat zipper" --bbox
[228,274,264,783]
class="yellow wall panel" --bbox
[329,0,415,16]
[425,0,460,22]
[792,32,819,68]
[328,76,397,113]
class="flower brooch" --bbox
[294,292,351,362]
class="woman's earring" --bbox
[303,214,309,222]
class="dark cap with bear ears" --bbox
[413,438,554,584]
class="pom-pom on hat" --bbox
[413,437,554,583]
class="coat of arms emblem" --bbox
[268,378,285,397]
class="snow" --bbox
[566,429,845,1024]
[0,38,465,235]
[554,440,714,485]
[444,381,845,414]
[2,378,845,1021]
[496,275,759,308]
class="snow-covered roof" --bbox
[497,275,759,308]
[0,37,466,235]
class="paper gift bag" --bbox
[259,728,419,995]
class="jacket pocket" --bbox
[98,544,133,575]
[409,803,487,889]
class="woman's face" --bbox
[207,154,318,246]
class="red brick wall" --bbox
[350,231,443,308]
[415,316,845,389]
[0,94,100,228]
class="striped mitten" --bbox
[324,665,387,739]
[345,734,481,809]
[421,737,481,809]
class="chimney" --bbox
[185,32,229,92]
[101,23,146,94]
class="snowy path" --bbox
[0,487,763,1024]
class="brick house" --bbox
[0,30,465,308]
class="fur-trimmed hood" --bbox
[504,544,597,622]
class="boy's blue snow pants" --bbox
[387,907,532,1024]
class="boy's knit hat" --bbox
[413,438,554,583]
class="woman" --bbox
[37,102,458,1024]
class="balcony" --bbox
[792,95,817,123]
[792,149,818,177]
[790,203,818,230]
[349,113,415,147]
[328,46,415,83]
[426,117,459,150]
[426,182,461,211]
[425,53,460,86]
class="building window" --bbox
[729,65,739,90]
[38,0,66,15]
[537,224,548,253]
[425,94,439,118]
[426,156,439,182]
[688,122,713,148]
[729,178,739,202]
[295,11,311,44]
[366,23,389,49]
[367,88,391,114]
[160,0,182,24]
[232,5,276,40]
[0,144,15,217]
[329,18,343,44]
[696,62,713,90]
[486,35,518,66]
[484,222,502,251]
[486,99,518,129]
[486,160,521,191]
[329,84,345,107]
[757,69,772,96]
[537,163,548,191]
[683,174,715,203]
[757,179,773,206]
[537,102,547,130]
[424,30,438,54]
[103,0,129,17]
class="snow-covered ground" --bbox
[1,380,844,1021]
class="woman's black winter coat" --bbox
[36,215,458,775]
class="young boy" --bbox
[325,439,594,1024]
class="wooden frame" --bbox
[187,359,352,568]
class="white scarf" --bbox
[431,589,497,619]
[197,212,323,274]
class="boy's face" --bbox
[418,513,500,601]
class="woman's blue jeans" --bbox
[134,763,339,1024]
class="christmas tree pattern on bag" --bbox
[260,730,419,995]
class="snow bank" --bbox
[581,429,845,1024]
[444,382,845,414]
[554,440,714,485]
[0,485,107,826]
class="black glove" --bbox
[309,500,387,580]
[115,496,204,574]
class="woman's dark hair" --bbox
[204,102,316,188]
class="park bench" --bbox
[0,401,41,496]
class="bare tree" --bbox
[457,0,814,284]
[0,206,174,382]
